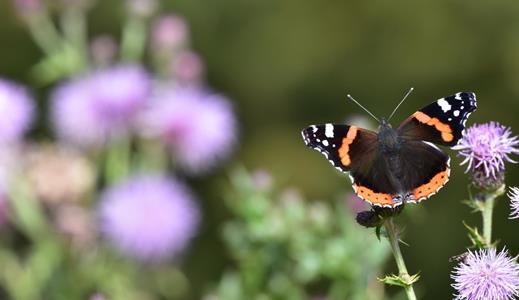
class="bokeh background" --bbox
[2,0,519,299]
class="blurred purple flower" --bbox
[51,65,151,147]
[0,79,34,144]
[151,15,189,52]
[12,0,41,14]
[451,248,519,300]
[140,85,236,173]
[508,187,519,219]
[98,175,199,262]
[453,122,519,179]
[172,51,205,84]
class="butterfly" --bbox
[301,91,477,208]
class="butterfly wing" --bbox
[301,124,377,173]
[397,140,450,202]
[302,124,401,207]
[397,92,477,147]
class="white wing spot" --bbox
[461,106,464,109]
[322,140,329,146]
[325,124,334,138]
[311,125,317,133]
[448,118,452,121]
[438,99,452,112]
[453,110,460,117]
[455,94,462,100]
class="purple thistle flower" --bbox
[51,65,151,147]
[139,85,237,173]
[98,175,199,262]
[151,15,189,53]
[453,122,519,188]
[0,79,34,144]
[451,248,519,300]
[508,187,519,219]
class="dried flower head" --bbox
[508,187,519,219]
[51,65,151,147]
[453,122,519,189]
[25,144,94,205]
[0,79,34,144]
[139,85,236,173]
[98,175,199,262]
[451,248,519,300]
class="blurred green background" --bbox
[2,0,519,299]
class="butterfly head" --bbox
[378,118,401,152]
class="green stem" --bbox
[26,12,64,56]
[120,15,147,61]
[60,8,88,69]
[385,218,418,300]
[104,136,132,184]
[482,196,495,246]
[480,184,505,247]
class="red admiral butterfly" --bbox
[302,90,477,208]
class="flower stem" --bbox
[121,15,147,61]
[480,184,505,247]
[385,218,418,300]
[104,136,131,184]
[482,195,494,246]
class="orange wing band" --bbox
[354,184,394,206]
[413,111,454,142]
[337,126,358,166]
[413,168,450,200]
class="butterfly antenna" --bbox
[346,94,380,123]
[387,87,414,122]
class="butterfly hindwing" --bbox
[397,140,450,202]
[397,92,477,147]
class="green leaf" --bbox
[378,273,420,287]
[463,221,487,248]
[461,199,483,212]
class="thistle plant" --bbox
[450,122,519,300]
[356,205,418,300]
[0,0,238,298]
[453,122,519,247]
[205,169,391,300]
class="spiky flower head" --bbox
[508,187,519,219]
[98,175,199,262]
[453,122,519,189]
[51,65,151,147]
[451,248,519,300]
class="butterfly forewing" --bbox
[397,92,477,147]
[301,124,378,173]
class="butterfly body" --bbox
[302,92,477,208]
